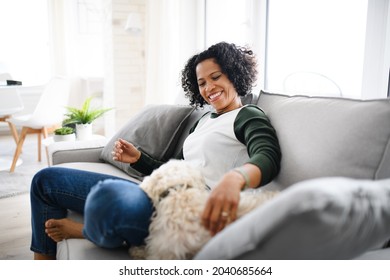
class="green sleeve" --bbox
[130,152,165,175]
[131,149,185,175]
[234,105,281,186]
[131,111,210,175]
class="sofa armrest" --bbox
[52,147,104,165]
[48,136,108,165]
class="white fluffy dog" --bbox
[128,159,278,260]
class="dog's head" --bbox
[140,159,207,206]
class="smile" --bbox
[208,91,222,102]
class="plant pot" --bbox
[76,123,92,140]
[53,133,76,142]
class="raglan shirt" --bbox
[131,104,281,188]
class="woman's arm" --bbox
[234,104,281,186]
[201,163,261,235]
[130,151,165,175]
[202,105,281,235]
[112,138,165,175]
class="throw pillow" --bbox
[195,177,390,260]
[100,104,195,180]
[256,91,390,190]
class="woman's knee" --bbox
[31,167,58,197]
[84,179,122,213]
[84,179,152,219]
[83,179,153,246]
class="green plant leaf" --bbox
[54,127,74,135]
[63,96,113,124]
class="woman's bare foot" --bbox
[45,218,84,242]
[34,252,55,260]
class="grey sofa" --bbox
[52,91,390,260]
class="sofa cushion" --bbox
[55,162,138,182]
[100,104,195,180]
[194,177,390,260]
[57,238,130,260]
[257,91,390,190]
[355,248,390,260]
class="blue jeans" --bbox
[30,167,154,256]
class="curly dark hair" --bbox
[181,42,257,107]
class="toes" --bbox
[45,229,64,242]
[45,219,58,228]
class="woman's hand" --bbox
[112,138,141,164]
[201,171,245,236]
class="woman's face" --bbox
[196,58,241,114]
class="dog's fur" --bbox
[128,159,278,260]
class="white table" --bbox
[0,86,24,116]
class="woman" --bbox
[30,42,281,260]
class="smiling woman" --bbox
[182,42,257,109]
[195,59,242,114]
[28,42,281,260]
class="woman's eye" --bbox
[198,82,205,87]
[212,74,221,81]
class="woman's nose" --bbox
[205,82,215,92]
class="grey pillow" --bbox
[100,104,195,180]
[194,177,390,260]
[257,91,390,190]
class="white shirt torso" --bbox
[182,107,249,188]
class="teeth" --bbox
[209,91,222,101]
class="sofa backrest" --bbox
[257,91,390,190]
[173,91,390,190]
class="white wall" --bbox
[144,0,205,106]
[103,0,205,136]
[102,0,146,137]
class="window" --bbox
[265,0,368,98]
[0,0,50,85]
[204,0,264,93]
[205,0,255,48]
[205,0,389,99]
[66,0,104,77]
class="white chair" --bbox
[0,73,12,82]
[283,71,342,97]
[7,76,70,172]
[0,73,24,145]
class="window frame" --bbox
[204,0,390,99]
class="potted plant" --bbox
[63,96,112,140]
[53,127,76,142]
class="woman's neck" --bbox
[215,97,243,115]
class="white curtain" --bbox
[144,0,205,105]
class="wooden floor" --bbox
[0,134,36,260]
[0,193,32,259]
